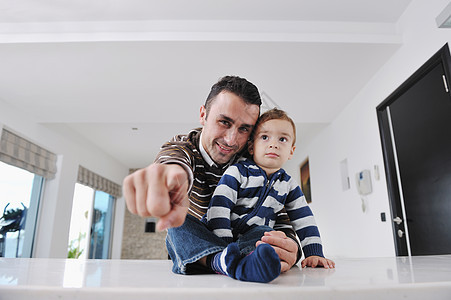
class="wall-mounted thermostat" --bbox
[356,170,373,195]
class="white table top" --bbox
[1,255,451,300]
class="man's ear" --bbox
[248,140,254,155]
[199,105,207,125]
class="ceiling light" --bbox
[436,2,451,28]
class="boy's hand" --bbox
[301,256,335,269]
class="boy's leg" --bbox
[166,214,228,275]
[208,226,281,283]
[237,225,275,255]
[167,219,280,282]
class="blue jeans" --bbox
[166,214,273,275]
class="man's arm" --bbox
[123,163,190,231]
[123,131,200,229]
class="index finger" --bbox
[261,234,297,253]
[263,230,286,238]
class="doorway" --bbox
[67,183,115,259]
[0,161,44,258]
[377,44,451,256]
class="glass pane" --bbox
[67,183,94,259]
[0,161,42,258]
[89,191,114,259]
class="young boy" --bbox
[201,108,335,283]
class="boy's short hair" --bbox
[254,108,297,145]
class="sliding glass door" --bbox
[0,161,44,258]
[89,190,114,259]
[68,183,115,259]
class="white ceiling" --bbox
[0,0,412,168]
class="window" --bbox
[0,161,44,258]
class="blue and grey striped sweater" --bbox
[201,158,324,258]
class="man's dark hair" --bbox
[204,75,262,115]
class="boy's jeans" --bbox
[166,214,273,275]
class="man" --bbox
[123,76,300,276]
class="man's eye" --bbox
[239,127,249,133]
[220,120,230,127]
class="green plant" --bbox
[67,232,86,259]
[1,207,25,232]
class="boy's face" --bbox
[249,119,296,175]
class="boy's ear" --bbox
[288,145,296,160]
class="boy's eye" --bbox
[261,135,268,140]
[280,137,288,142]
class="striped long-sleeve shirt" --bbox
[154,128,301,249]
[202,158,324,258]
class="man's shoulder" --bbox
[169,128,201,145]
[160,128,202,153]
[155,128,202,164]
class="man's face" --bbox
[200,91,260,165]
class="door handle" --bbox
[393,217,403,225]
[398,229,404,238]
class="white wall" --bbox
[285,0,451,258]
[0,99,129,259]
